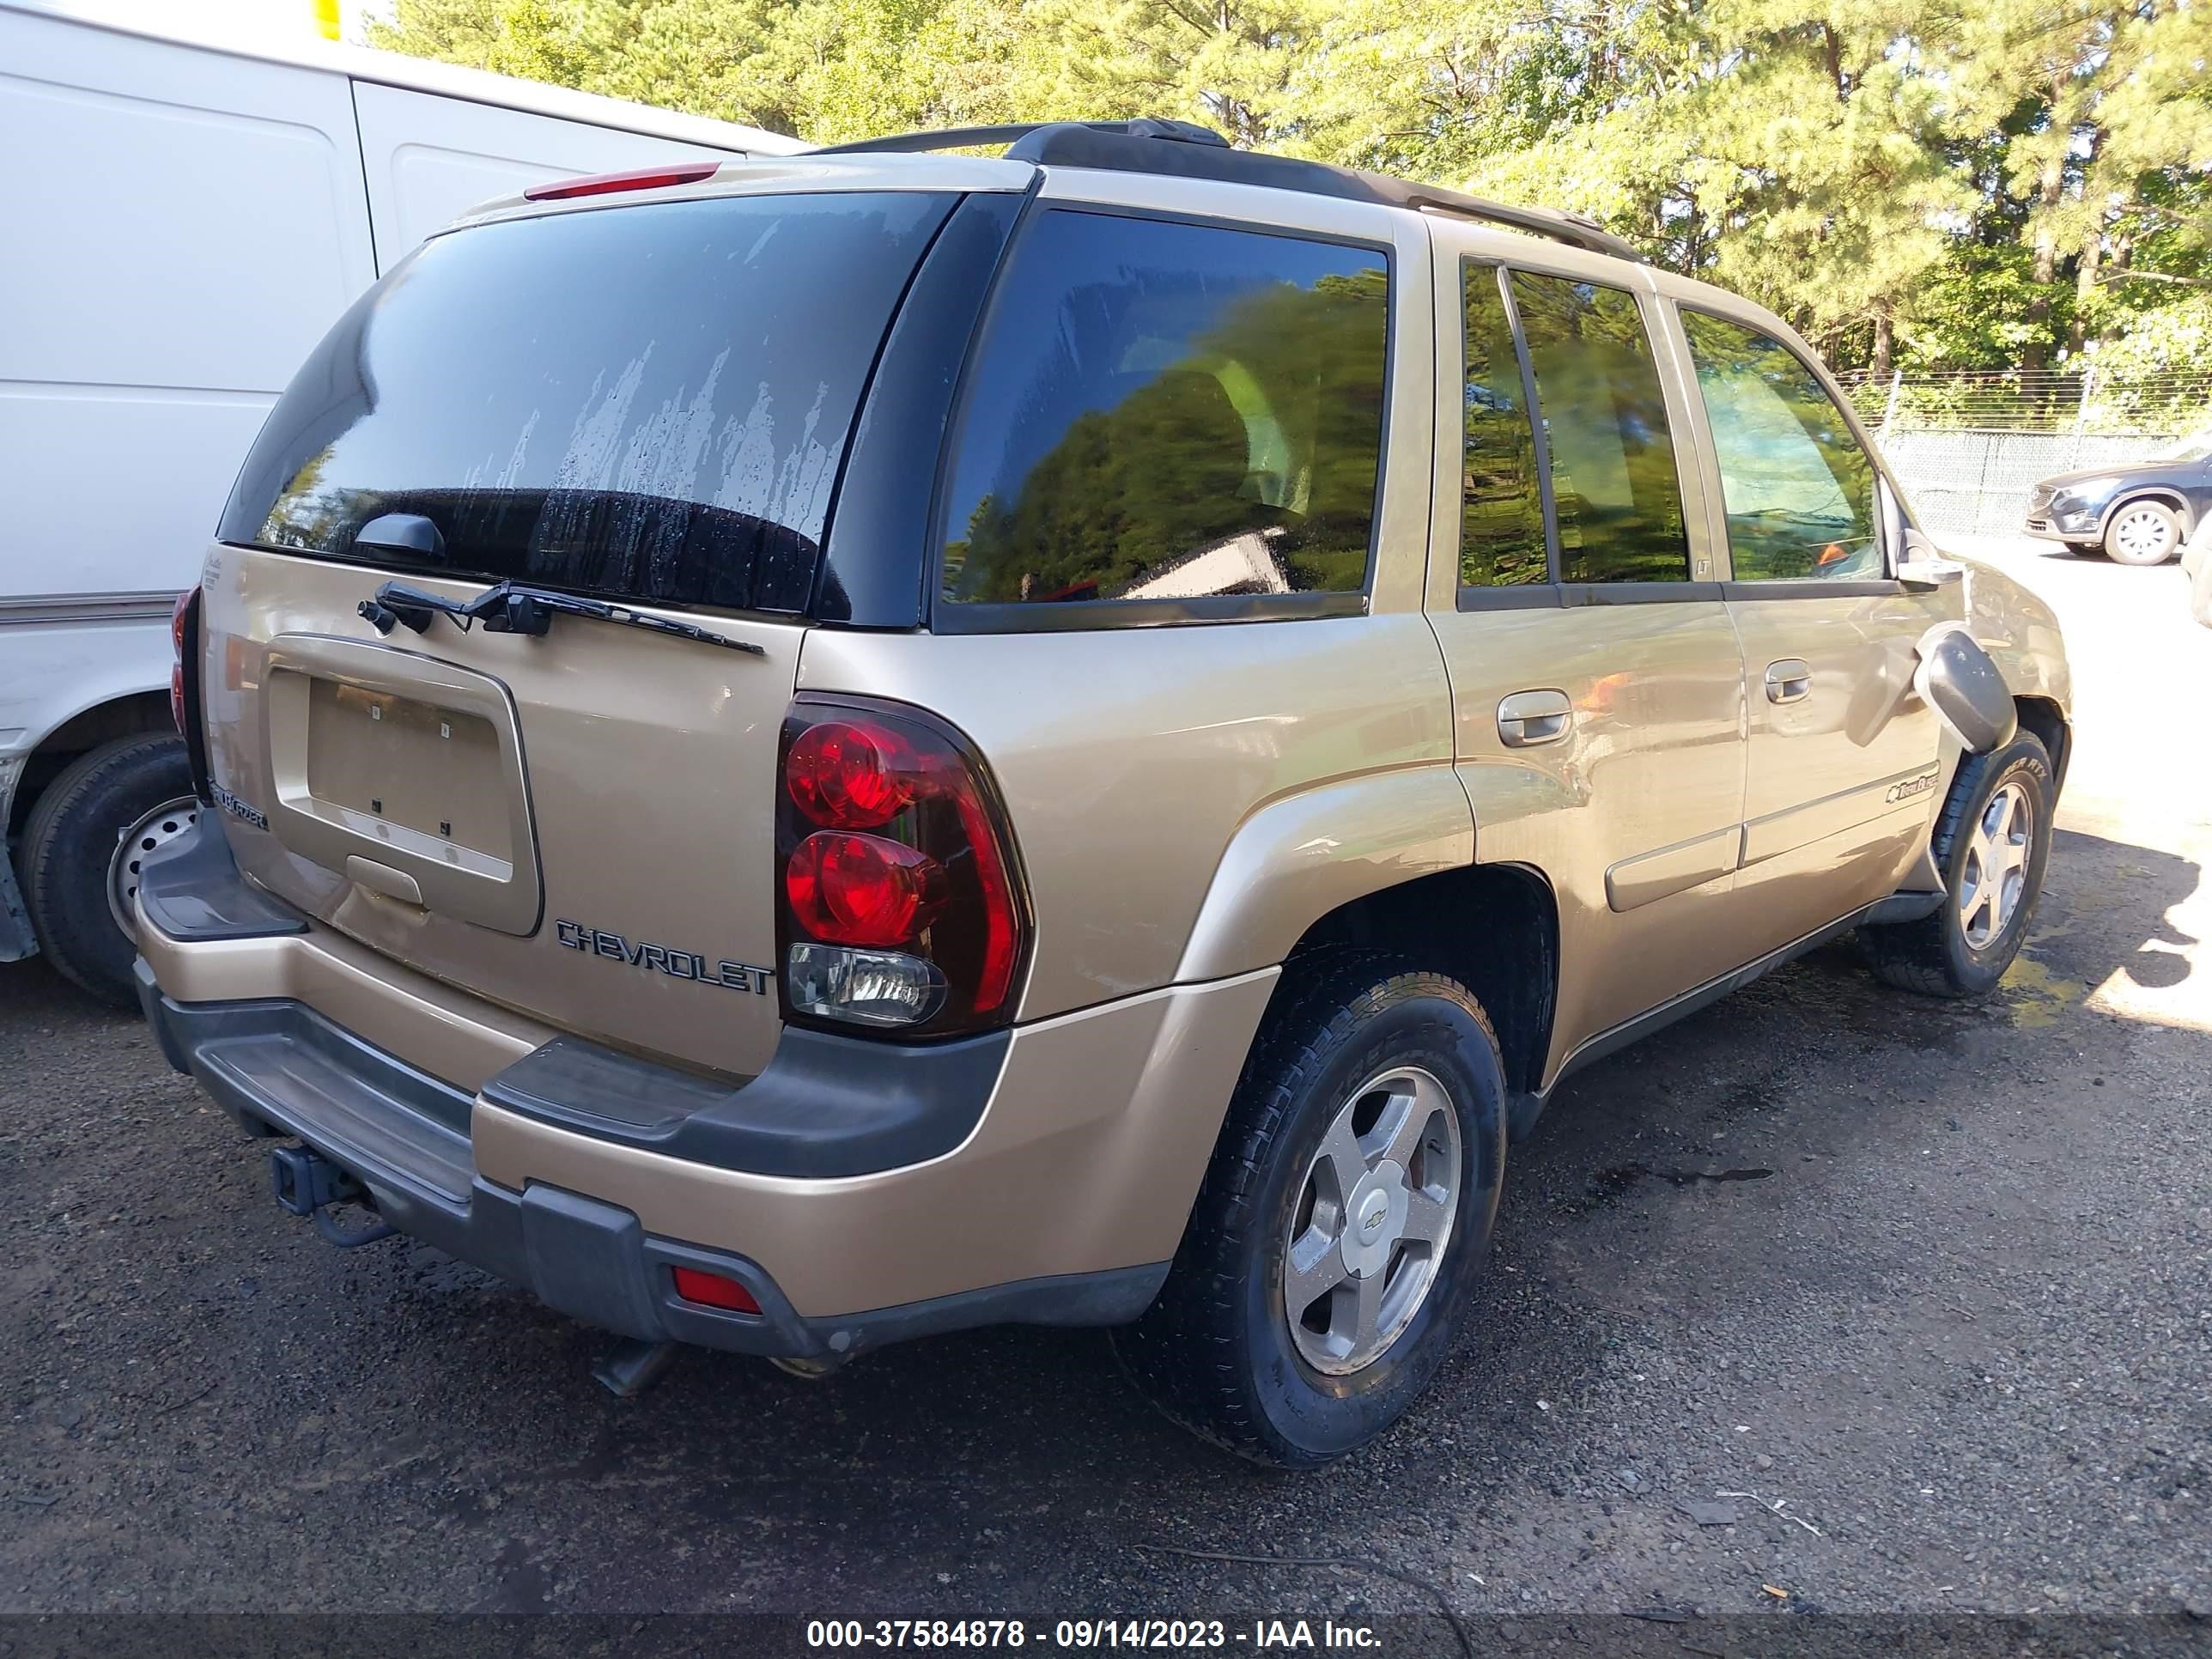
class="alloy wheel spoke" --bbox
[1966,889,1995,940]
[1286,1228,1351,1312]
[1401,1184,1452,1246]
[1316,1115,1371,1199]
[1348,1262,1388,1351]
[1986,788,2014,844]
[1377,1088,1434,1170]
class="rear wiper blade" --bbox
[359,580,765,656]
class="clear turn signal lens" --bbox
[786,942,948,1027]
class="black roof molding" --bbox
[810,119,1645,264]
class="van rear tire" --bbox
[21,734,195,1006]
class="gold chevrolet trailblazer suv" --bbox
[137,119,2071,1467]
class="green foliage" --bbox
[367,0,2212,374]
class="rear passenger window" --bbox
[937,210,1389,608]
[1510,272,1692,585]
[1459,262,1547,588]
[1681,311,1883,580]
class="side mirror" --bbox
[1898,557,1966,592]
[1914,623,2016,754]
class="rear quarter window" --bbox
[219,191,957,614]
[936,210,1390,612]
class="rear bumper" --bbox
[133,823,1275,1355]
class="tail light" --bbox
[170,587,214,802]
[168,589,193,734]
[776,698,1028,1036]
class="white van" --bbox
[0,0,801,1002]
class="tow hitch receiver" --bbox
[269,1146,398,1249]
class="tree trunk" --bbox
[2021,153,2065,373]
[2021,78,2070,374]
[2069,229,2103,357]
[2067,130,2108,359]
[1820,23,1846,100]
[1872,310,1894,379]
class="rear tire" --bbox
[1860,732,2054,1000]
[2102,500,2181,566]
[1114,961,1506,1468]
[21,734,195,1006]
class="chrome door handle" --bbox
[1765,659,1812,704]
[1498,689,1573,748]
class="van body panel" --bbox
[350,80,750,264]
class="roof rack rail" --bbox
[810,119,1645,264]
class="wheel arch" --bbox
[2012,695,2071,795]
[2099,487,2194,539]
[9,690,173,835]
[1267,860,1559,1105]
[1173,767,1558,1107]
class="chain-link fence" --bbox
[1832,368,2212,538]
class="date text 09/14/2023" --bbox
[805,1620,1384,1650]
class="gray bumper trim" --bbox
[136,819,1008,1178]
[135,963,1166,1358]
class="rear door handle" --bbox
[1765,659,1813,704]
[1498,689,1573,748]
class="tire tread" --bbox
[21,733,191,1005]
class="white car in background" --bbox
[0,0,799,1002]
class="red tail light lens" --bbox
[786,832,946,945]
[786,721,912,829]
[776,699,1029,1036]
[169,588,197,736]
[671,1267,761,1314]
[523,161,720,202]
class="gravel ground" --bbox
[3,538,2208,1642]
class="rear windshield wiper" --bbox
[359,579,765,656]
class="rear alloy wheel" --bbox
[1283,1066,1462,1376]
[1115,963,1505,1468]
[2103,500,2181,566]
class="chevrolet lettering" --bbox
[555,920,771,995]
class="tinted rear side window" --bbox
[220,191,957,614]
[1509,272,1691,585]
[1459,261,1547,588]
[937,210,1389,609]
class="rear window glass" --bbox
[220,191,957,614]
[937,210,1389,608]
